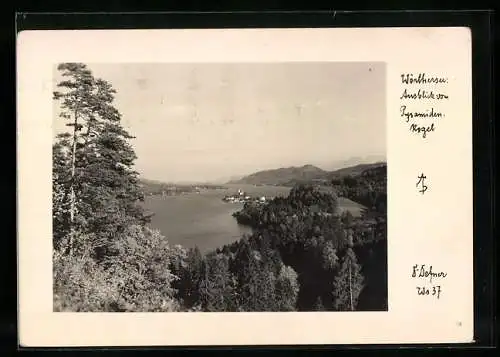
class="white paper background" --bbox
[17,27,473,346]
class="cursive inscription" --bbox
[400,105,443,122]
[416,285,442,299]
[409,123,435,138]
[401,73,448,84]
[399,73,449,138]
[400,88,449,100]
[411,264,448,299]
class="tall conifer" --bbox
[332,231,364,311]
[53,63,147,257]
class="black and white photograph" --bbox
[52,62,388,313]
[17,25,478,346]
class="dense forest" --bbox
[228,168,387,311]
[52,63,387,312]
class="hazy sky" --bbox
[53,62,386,183]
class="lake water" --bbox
[144,184,292,253]
[144,183,365,253]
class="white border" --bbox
[17,27,473,346]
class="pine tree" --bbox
[233,241,266,311]
[53,134,74,250]
[198,253,236,311]
[52,63,185,312]
[259,261,277,311]
[332,232,364,311]
[321,240,338,271]
[177,247,204,308]
[53,64,94,241]
[53,63,147,258]
[274,264,299,311]
[198,258,216,311]
[255,234,282,310]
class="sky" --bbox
[53,62,386,183]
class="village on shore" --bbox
[222,189,269,204]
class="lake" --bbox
[144,184,365,253]
[144,184,291,253]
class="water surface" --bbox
[144,184,290,253]
[144,184,364,253]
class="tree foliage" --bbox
[53,63,173,312]
[52,62,387,313]
[216,179,385,311]
[53,63,148,259]
[53,226,181,312]
[275,264,299,311]
[198,253,237,312]
[332,233,364,311]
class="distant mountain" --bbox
[141,159,387,188]
[140,178,218,186]
[228,164,328,185]
[139,178,227,197]
[213,174,244,185]
[327,162,386,179]
[326,154,386,171]
[228,161,387,186]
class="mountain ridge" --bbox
[227,161,386,186]
[227,164,328,185]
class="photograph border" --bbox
[14,11,495,349]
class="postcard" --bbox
[17,27,473,346]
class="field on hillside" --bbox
[336,197,366,217]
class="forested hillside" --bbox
[330,164,387,214]
[231,161,386,189]
[225,166,388,311]
[52,63,387,312]
[228,164,327,185]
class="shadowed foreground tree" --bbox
[198,253,237,312]
[53,225,180,312]
[53,62,148,259]
[52,63,177,312]
[274,263,299,311]
[313,296,325,311]
[332,231,364,311]
[174,247,204,309]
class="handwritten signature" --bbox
[412,264,447,283]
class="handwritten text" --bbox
[399,73,449,139]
